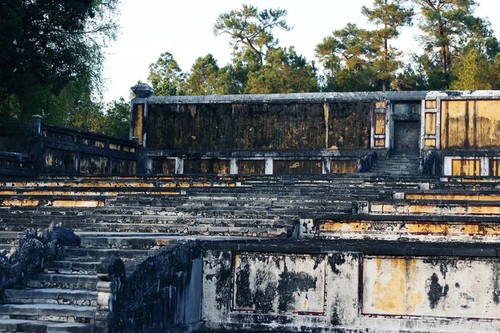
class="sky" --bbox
[102,0,500,102]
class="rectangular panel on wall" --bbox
[79,154,108,174]
[451,158,481,176]
[470,100,500,147]
[328,101,372,149]
[489,159,500,177]
[425,100,437,109]
[362,257,499,319]
[152,158,176,174]
[238,160,266,175]
[374,138,385,147]
[273,160,322,175]
[111,159,136,175]
[424,138,436,148]
[440,100,466,148]
[43,148,76,172]
[441,99,500,148]
[330,159,357,173]
[424,113,436,135]
[232,253,326,314]
[133,104,144,145]
[184,159,230,174]
[374,113,386,135]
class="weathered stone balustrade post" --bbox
[95,256,126,331]
[30,115,45,175]
[130,83,154,175]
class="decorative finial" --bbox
[131,83,154,98]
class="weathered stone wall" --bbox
[202,241,499,332]
[143,100,372,151]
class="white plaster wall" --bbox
[202,250,500,332]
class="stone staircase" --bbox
[369,154,420,176]
[0,231,181,332]
[2,174,499,332]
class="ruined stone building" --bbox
[0,86,498,332]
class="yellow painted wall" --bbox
[441,100,500,148]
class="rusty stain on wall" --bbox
[441,99,500,148]
[404,193,500,201]
[363,257,499,319]
[319,220,500,237]
[370,202,500,215]
[451,159,481,177]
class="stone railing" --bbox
[31,116,140,175]
[0,151,35,177]
[97,241,204,333]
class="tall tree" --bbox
[362,0,413,90]
[213,4,290,66]
[0,0,119,125]
[102,98,130,139]
[245,47,318,94]
[315,23,378,91]
[148,52,186,96]
[410,0,481,87]
[184,54,234,95]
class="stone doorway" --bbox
[393,120,420,155]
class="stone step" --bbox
[77,235,180,249]
[0,304,95,323]
[60,246,153,261]
[26,273,98,290]
[0,243,12,251]
[0,220,293,236]
[0,318,95,333]
[44,261,100,275]
[3,288,97,307]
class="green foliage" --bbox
[411,0,479,78]
[450,49,496,90]
[0,0,119,128]
[214,4,290,66]
[316,24,379,91]
[102,98,130,139]
[184,54,235,95]
[362,0,413,90]
[245,47,318,94]
[148,52,186,96]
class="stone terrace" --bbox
[0,173,499,332]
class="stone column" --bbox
[130,83,154,174]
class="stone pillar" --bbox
[32,115,43,136]
[95,256,126,331]
[130,83,154,175]
[130,83,154,147]
[31,115,44,175]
